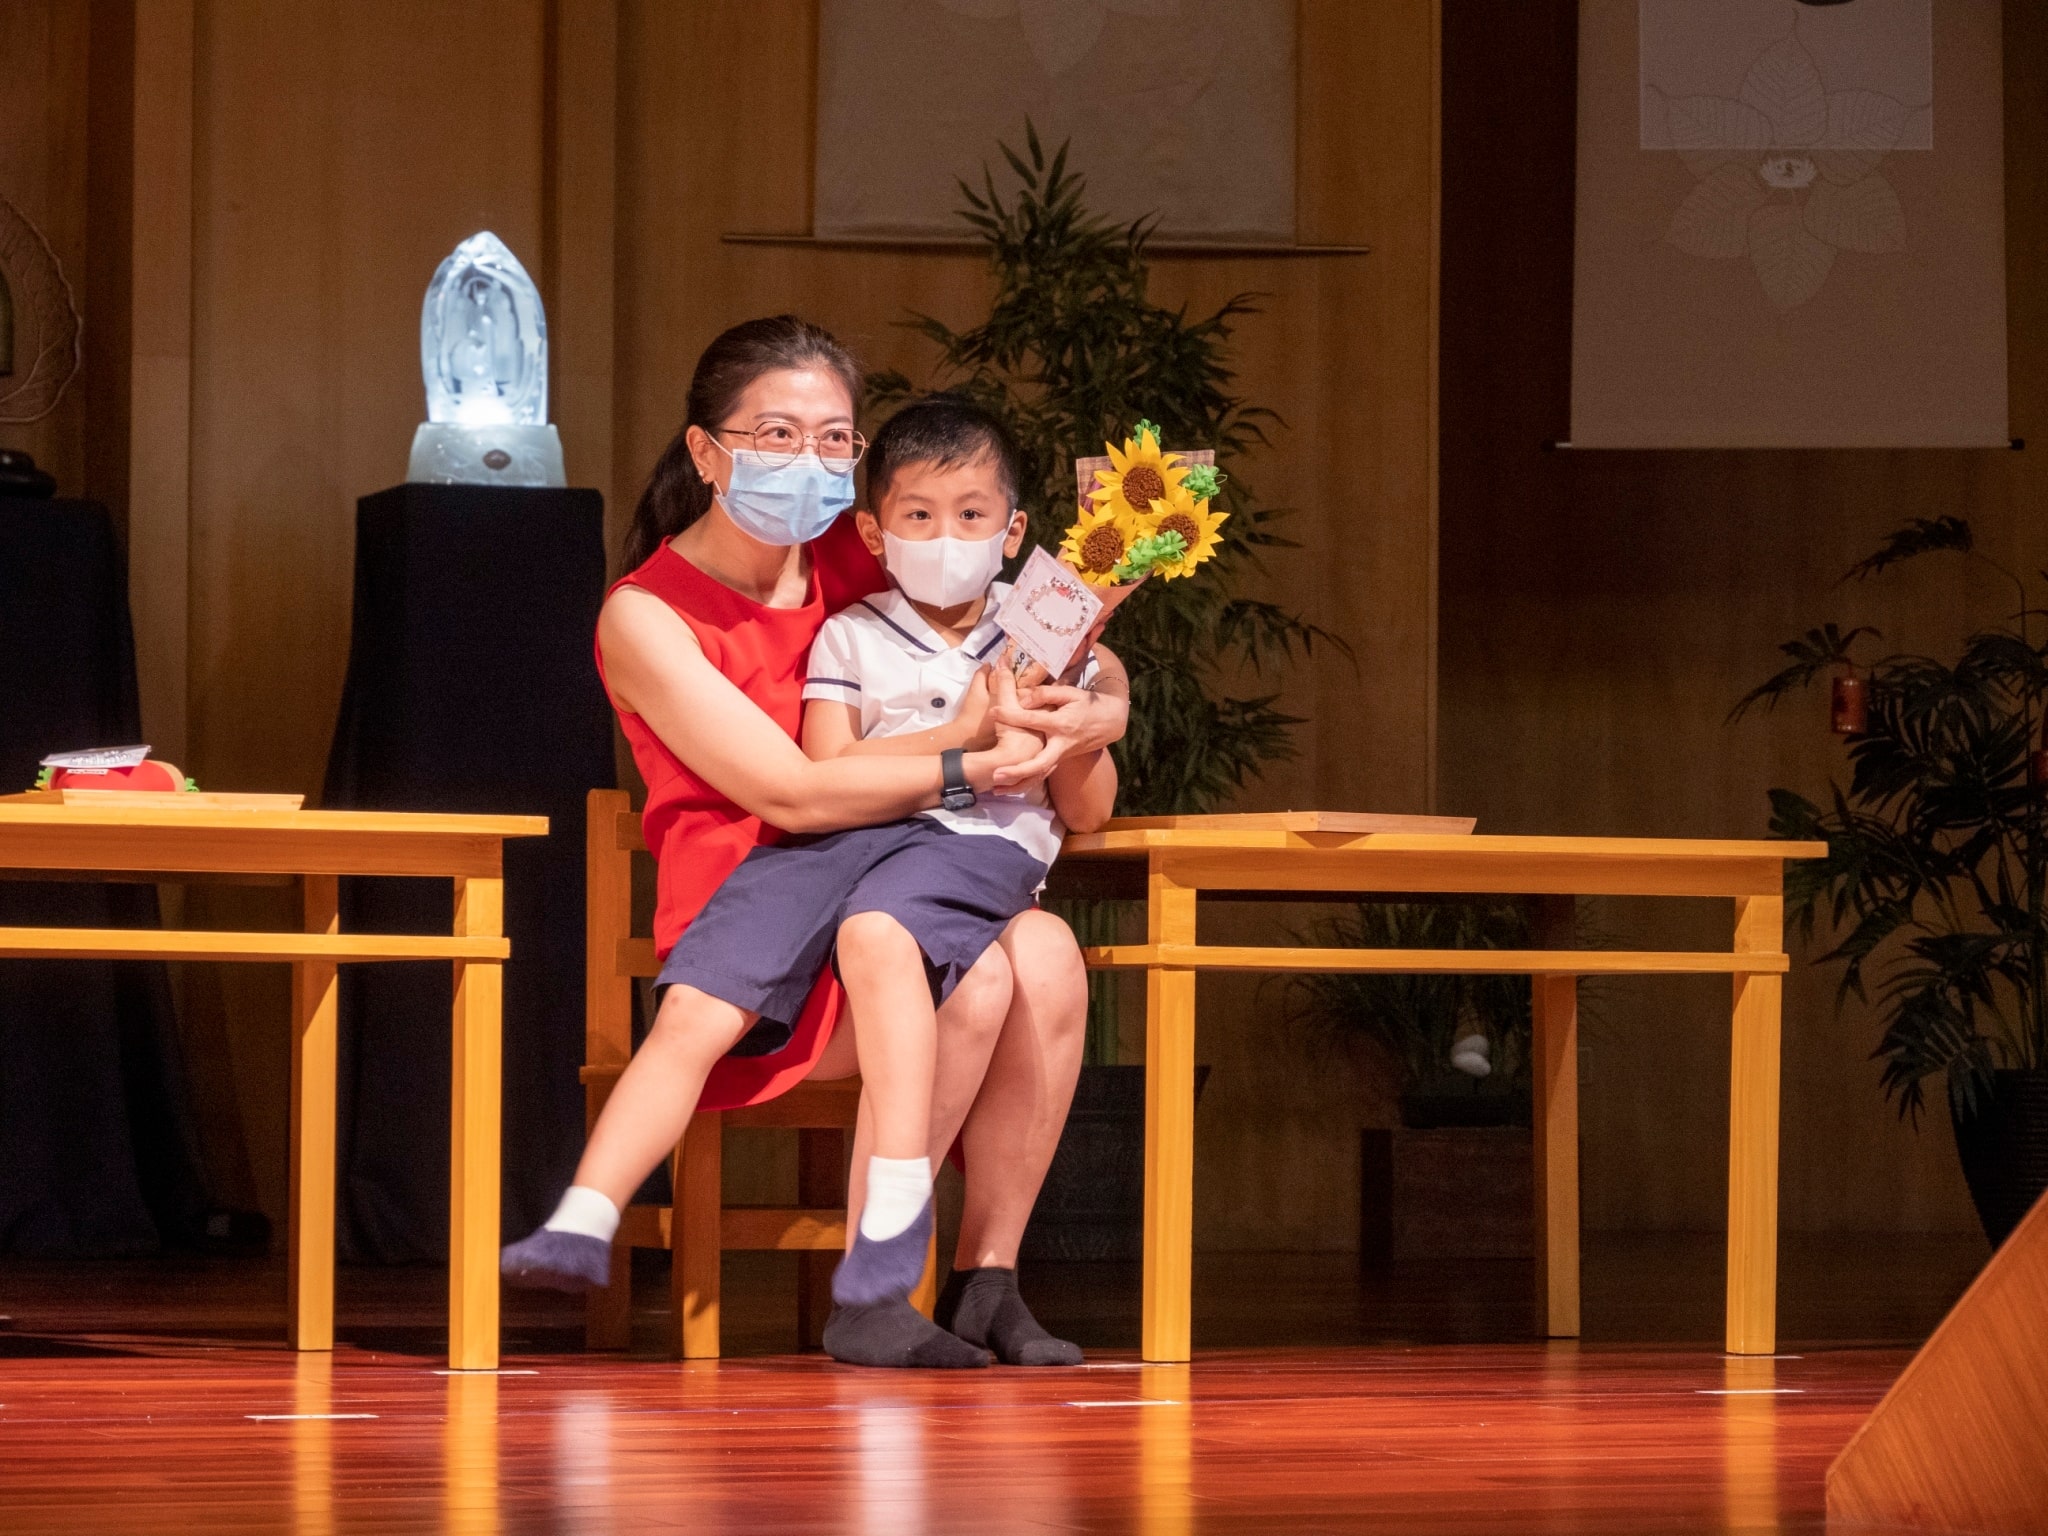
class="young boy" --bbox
[505,398,1115,1369]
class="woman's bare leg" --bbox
[570,983,754,1211]
[953,907,1089,1270]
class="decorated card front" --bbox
[994,547,1103,680]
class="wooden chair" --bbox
[581,788,937,1356]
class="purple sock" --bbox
[500,1227,612,1292]
[830,1197,934,1307]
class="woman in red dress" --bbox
[503,317,1127,1367]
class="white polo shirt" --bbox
[802,582,1094,870]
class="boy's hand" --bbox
[981,657,1051,790]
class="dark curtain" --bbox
[0,498,213,1256]
[323,484,613,1262]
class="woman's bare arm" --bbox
[600,587,1032,832]
[1047,746,1118,833]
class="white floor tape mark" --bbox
[1065,1399,1182,1408]
[246,1413,379,1421]
[432,1368,539,1375]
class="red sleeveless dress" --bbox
[598,516,886,1110]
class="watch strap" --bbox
[939,747,975,809]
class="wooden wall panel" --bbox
[20,0,1438,1250]
[175,0,549,1223]
[0,0,92,493]
[1437,0,2040,1238]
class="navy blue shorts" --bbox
[656,818,1049,1057]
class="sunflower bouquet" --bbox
[1059,420,1228,592]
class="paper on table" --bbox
[994,547,1103,680]
[41,745,152,770]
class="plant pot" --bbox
[1950,1067,2048,1249]
[1396,1088,1531,1130]
[1360,1126,1533,1267]
[1020,1062,1210,1262]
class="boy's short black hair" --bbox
[865,394,1021,509]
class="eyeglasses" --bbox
[713,420,867,476]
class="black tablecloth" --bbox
[0,498,213,1256]
[325,484,614,1262]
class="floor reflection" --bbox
[1138,1364,1192,1536]
[856,1400,928,1536]
[292,1354,332,1536]
[552,1392,617,1536]
[444,1371,500,1536]
[1720,1355,1781,1532]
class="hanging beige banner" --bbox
[813,0,1295,244]
[1570,0,2007,448]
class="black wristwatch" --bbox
[939,748,977,811]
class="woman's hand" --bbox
[989,643,1131,789]
[965,660,1048,791]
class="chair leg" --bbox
[674,1112,723,1359]
[586,1242,632,1350]
[796,1127,845,1349]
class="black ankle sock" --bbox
[823,1298,991,1369]
[934,1267,1083,1366]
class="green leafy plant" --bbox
[1732,515,2048,1122]
[868,123,1340,816]
[869,124,1343,1066]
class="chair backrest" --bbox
[585,788,655,1077]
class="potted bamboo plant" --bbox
[1731,516,2048,1246]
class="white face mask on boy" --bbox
[881,528,1011,609]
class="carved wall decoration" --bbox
[0,192,82,424]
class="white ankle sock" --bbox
[543,1185,621,1243]
[859,1155,933,1242]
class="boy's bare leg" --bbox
[843,941,1013,1234]
[834,911,943,1161]
[825,926,1008,1367]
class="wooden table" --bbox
[0,803,549,1369]
[1053,813,1828,1361]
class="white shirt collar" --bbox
[859,582,1010,661]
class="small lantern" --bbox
[1830,666,1869,735]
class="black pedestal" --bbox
[324,483,614,1261]
[0,498,212,1256]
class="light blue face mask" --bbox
[712,444,855,546]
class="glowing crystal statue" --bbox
[406,231,565,487]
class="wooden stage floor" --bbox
[0,1238,1984,1533]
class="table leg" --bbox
[288,874,339,1352]
[1726,893,1784,1355]
[1142,864,1197,1363]
[1531,971,1581,1337]
[448,874,503,1371]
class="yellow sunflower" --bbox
[1059,500,1140,587]
[1139,491,1228,580]
[1089,426,1190,526]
